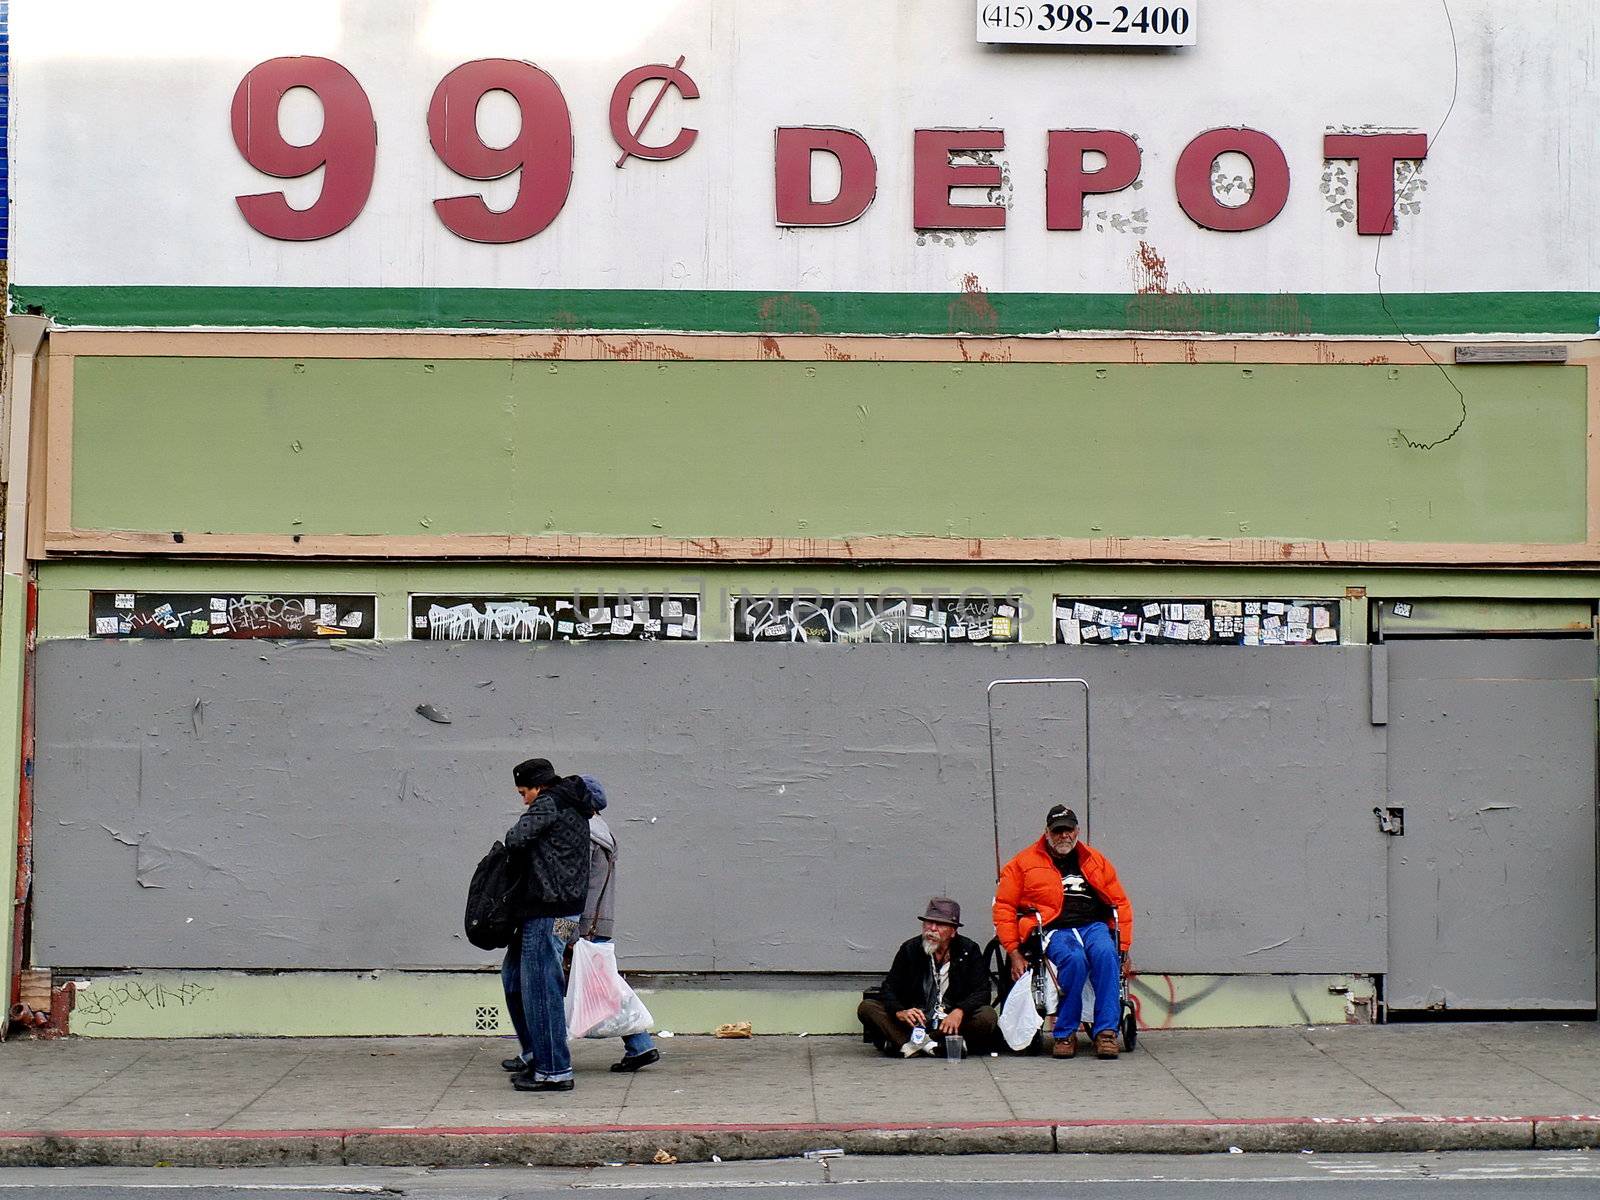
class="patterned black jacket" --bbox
[505,775,596,918]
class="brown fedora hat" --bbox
[919,896,962,927]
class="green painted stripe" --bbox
[13,286,1600,336]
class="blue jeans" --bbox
[1045,920,1121,1039]
[591,936,655,1058]
[502,914,580,1082]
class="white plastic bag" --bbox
[999,969,1043,1051]
[565,939,654,1040]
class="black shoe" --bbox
[610,1047,660,1073]
[501,1057,527,1072]
[512,1072,574,1092]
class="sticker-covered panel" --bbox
[412,594,700,641]
[90,593,376,639]
[735,594,1021,642]
[1056,598,1340,645]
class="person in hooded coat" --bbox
[578,774,659,1073]
[499,757,595,1092]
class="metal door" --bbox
[1386,639,1597,1011]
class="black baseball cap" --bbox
[1046,805,1079,832]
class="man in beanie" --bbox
[993,805,1133,1060]
[499,758,595,1092]
[857,897,998,1056]
[576,774,659,1072]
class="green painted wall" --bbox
[33,559,1600,644]
[0,574,25,1005]
[65,969,1374,1038]
[70,359,1588,545]
[16,284,1600,336]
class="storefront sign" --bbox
[231,53,1422,240]
[13,1,1588,323]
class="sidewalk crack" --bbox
[27,1046,154,1126]
[806,1038,820,1123]
[1480,1038,1600,1107]
[219,1050,313,1129]
[1137,1040,1219,1119]
[1294,1028,1406,1110]
[417,1042,485,1126]
[982,1051,1019,1122]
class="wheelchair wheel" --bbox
[1121,1004,1138,1051]
[983,936,1013,1006]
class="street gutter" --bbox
[1,1114,1597,1168]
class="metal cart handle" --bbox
[985,677,1091,881]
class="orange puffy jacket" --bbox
[992,836,1133,955]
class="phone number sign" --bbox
[977,1,1197,47]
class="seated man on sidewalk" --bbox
[857,897,998,1056]
[993,804,1133,1060]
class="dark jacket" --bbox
[505,775,595,918]
[878,933,991,1018]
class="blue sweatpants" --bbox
[1044,920,1121,1039]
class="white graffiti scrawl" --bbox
[412,595,701,642]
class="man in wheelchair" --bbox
[993,804,1133,1059]
[857,897,1000,1057]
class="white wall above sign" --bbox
[976,1,1197,47]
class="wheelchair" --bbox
[985,905,1137,1053]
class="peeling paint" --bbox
[950,147,1014,211]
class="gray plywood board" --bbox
[1386,639,1597,1010]
[33,641,1387,974]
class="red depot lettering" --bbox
[1324,133,1429,235]
[1175,128,1291,232]
[1045,130,1142,231]
[611,58,700,166]
[913,129,1006,230]
[231,57,376,241]
[774,128,878,226]
[428,59,573,244]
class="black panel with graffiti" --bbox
[1054,598,1340,646]
[90,593,377,639]
[734,594,1022,643]
[411,595,701,641]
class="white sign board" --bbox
[976,2,1198,48]
[8,0,1597,332]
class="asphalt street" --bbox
[2,1152,1600,1198]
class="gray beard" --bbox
[921,935,941,956]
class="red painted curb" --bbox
[3,1114,1597,1141]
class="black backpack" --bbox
[463,840,525,950]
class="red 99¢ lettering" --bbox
[231,55,698,243]
[231,56,1425,242]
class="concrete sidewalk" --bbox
[2,1022,1599,1166]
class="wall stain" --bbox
[948,273,999,336]
[598,336,691,362]
[757,294,822,335]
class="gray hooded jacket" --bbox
[583,814,618,939]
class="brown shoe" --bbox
[1094,1031,1120,1059]
[1051,1033,1077,1058]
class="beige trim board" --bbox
[41,529,1600,567]
[50,329,1518,366]
[36,332,1600,567]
